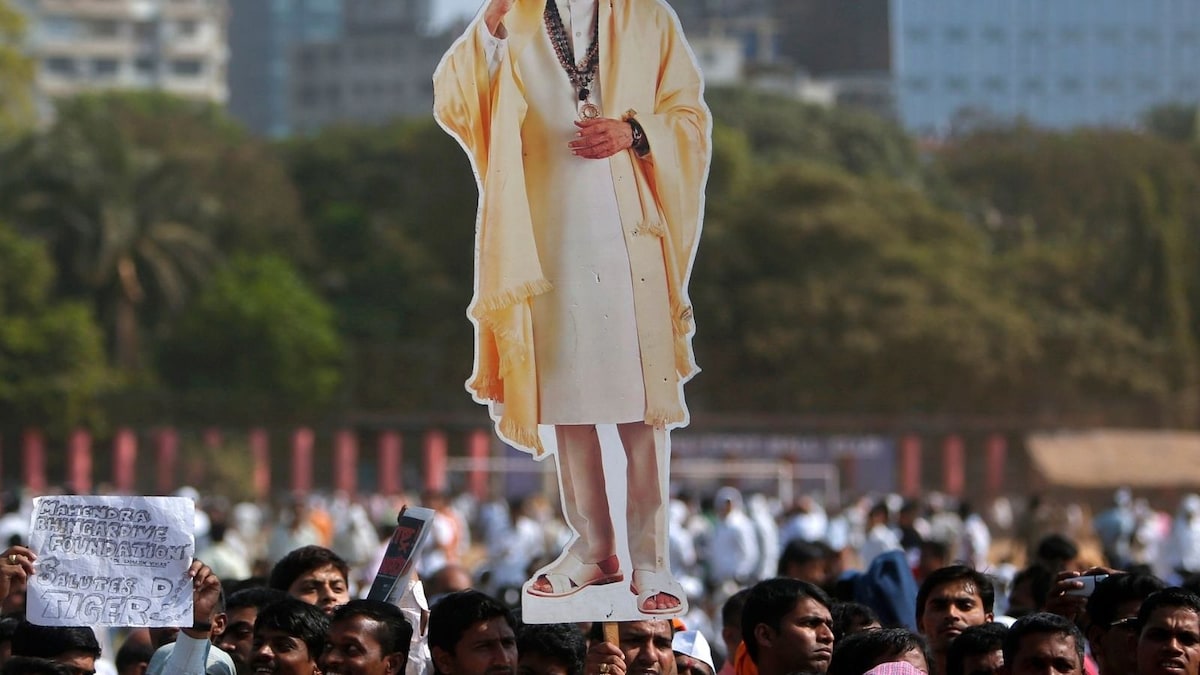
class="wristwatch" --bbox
[628,119,649,156]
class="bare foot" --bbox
[639,591,681,612]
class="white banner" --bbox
[26,495,195,627]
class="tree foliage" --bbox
[0,223,108,430]
[0,92,309,371]
[157,255,343,419]
[0,0,33,140]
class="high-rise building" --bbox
[288,0,446,134]
[892,0,1200,134]
[226,0,342,137]
[14,0,228,117]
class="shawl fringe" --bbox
[500,416,545,456]
[470,278,553,318]
[640,220,667,238]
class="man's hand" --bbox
[586,638,627,675]
[0,546,35,604]
[570,118,635,160]
[485,0,516,38]
[182,560,222,639]
[1043,566,1119,621]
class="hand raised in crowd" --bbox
[1043,566,1120,621]
[182,559,223,639]
[0,546,36,604]
[586,636,628,675]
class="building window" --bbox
[905,77,930,92]
[175,20,198,38]
[134,57,155,74]
[92,58,120,77]
[1022,78,1044,93]
[945,76,968,92]
[944,26,968,43]
[1059,77,1081,93]
[983,26,1006,43]
[906,26,930,44]
[984,77,1007,93]
[44,56,77,76]
[170,59,203,76]
[88,19,119,38]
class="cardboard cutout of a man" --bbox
[434,0,710,619]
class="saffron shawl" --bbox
[433,0,711,455]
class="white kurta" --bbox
[487,0,646,424]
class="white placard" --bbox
[26,495,195,627]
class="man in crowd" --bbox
[587,621,675,675]
[946,623,1006,675]
[218,587,288,675]
[268,546,351,616]
[320,599,413,675]
[1086,573,1165,675]
[1134,588,1200,675]
[917,566,996,675]
[1000,613,1083,675]
[428,590,517,675]
[740,578,834,675]
[672,630,715,675]
[517,623,586,675]
[250,598,328,675]
[10,624,102,675]
[717,589,749,675]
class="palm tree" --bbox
[0,93,219,370]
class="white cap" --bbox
[672,630,715,675]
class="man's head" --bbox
[1008,566,1054,619]
[115,634,154,675]
[1000,613,1083,675]
[427,565,475,603]
[831,602,882,643]
[428,590,517,675]
[220,587,289,675]
[268,546,351,616]
[829,628,931,675]
[778,541,832,586]
[2,657,75,675]
[252,597,329,675]
[321,599,414,675]
[149,585,228,648]
[673,630,715,675]
[741,578,834,675]
[720,588,751,658]
[868,503,890,528]
[1085,573,1165,675]
[10,624,101,675]
[1134,588,1200,675]
[916,566,996,655]
[0,615,21,664]
[586,621,676,675]
[946,623,1007,675]
[1034,536,1081,575]
[516,623,586,675]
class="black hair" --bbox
[517,623,587,675]
[723,588,752,628]
[778,540,831,577]
[1086,573,1166,629]
[115,638,156,673]
[946,623,1007,675]
[268,545,349,591]
[829,628,929,675]
[916,566,996,623]
[254,597,330,659]
[428,590,516,656]
[2,657,74,675]
[331,599,414,659]
[11,623,101,659]
[1008,565,1055,617]
[831,602,880,642]
[228,586,290,613]
[0,615,21,643]
[1135,587,1200,632]
[1035,535,1079,566]
[741,578,832,662]
[1001,613,1083,668]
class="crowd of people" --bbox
[0,482,1198,675]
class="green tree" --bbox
[0,222,109,430]
[0,0,33,140]
[0,92,308,371]
[157,255,343,419]
[281,118,478,412]
[1143,103,1200,145]
[938,127,1200,424]
[690,161,1039,414]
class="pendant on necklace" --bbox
[580,102,601,120]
